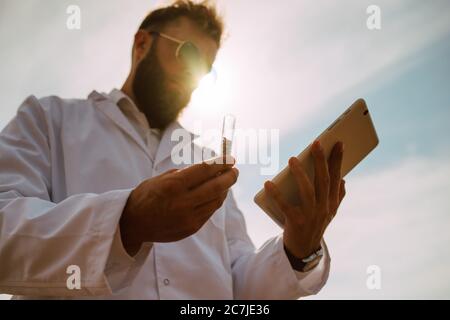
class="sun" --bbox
[180,61,233,140]
[189,64,227,117]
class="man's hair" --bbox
[138,0,224,46]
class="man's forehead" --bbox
[161,16,219,65]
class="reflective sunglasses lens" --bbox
[179,42,199,62]
[179,42,207,75]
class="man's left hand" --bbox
[264,140,346,259]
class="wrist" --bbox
[284,243,321,260]
[283,231,320,259]
[120,196,143,256]
[283,243,323,272]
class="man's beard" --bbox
[132,42,192,131]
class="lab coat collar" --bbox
[89,90,152,162]
[154,120,199,167]
[88,90,199,167]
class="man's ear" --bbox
[133,30,152,65]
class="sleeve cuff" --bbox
[279,236,331,296]
[105,215,154,273]
[101,191,154,294]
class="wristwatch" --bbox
[284,245,324,273]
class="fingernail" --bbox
[225,155,236,165]
[288,157,297,166]
[314,140,322,150]
[204,155,235,165]
[204,157,221,165]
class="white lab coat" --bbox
[0,91,330,299]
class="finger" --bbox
[175,155,235,189]
[264,181,299,223]
[328,180,346,225]
[161,168,179,176]
[288,157,315,210]
[194,189,228,209]
[328,142,344,206]
[189,167,239,206]
[195,191,228,218]
[311,140,330,206]
[339,179,346,204]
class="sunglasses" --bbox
[146,30,212,79]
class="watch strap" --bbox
[284,245,323,272]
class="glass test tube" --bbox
[221,114,236,158]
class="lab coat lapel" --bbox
[154,121,199,168]
[89,91,153,162]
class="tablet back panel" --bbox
[254,99,379,228]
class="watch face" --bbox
[303,256,322,272]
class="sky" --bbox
[1,0,450,299]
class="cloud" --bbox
[239,154,450,299]
[181,0,450,137]
[1,0,449,300]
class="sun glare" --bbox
[189,66,226,116]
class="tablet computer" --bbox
[253,98,379,228]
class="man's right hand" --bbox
[120,156,239,256]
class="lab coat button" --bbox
[163,278,170,285]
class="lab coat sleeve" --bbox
[225,190,331,299]
[0,96,133,297]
